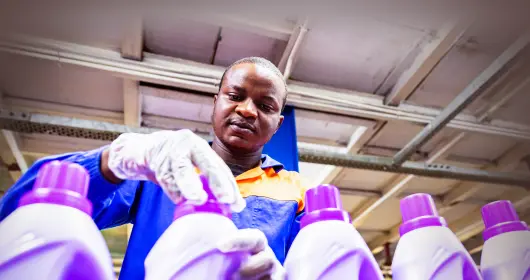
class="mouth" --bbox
[228,120,256,134]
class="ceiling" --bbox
[1,1,530,271]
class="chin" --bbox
[224,135,255,152]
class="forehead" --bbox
[224,63,285,94]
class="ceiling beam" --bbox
[1,130,27,180]
[120,16,144,61]
[4,109,530,187]
[120,16,144,128]
[384,20,469,106]
[2,35,529,140]
[193,14,294,41]
[278,20,308,80]
[435,75,530,205]
[370,20,470,171]
[392,32,530,165]
[364,73,529,251]
[2,96,124,124]
[123,79,142,127]
[314,123,381,186]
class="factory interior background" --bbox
[1,1,529,278]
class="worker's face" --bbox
[212,63,285,153]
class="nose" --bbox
[235,99,258,119]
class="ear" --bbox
[274,115,284,134]
[211,95,218,123]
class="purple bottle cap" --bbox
[19,161,93,215]
[481,200,529,241]
[300,184,350,228]
[173,174,231,220]
[399,193,446,236]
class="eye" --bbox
[259,103,274,112]
[227,93,244,101]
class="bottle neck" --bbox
[483,221,529,241]
[19,188,93,215]
[300,208,351,229]
[173,200,231,221]
[399,216,446,237]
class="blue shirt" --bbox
[0,146,307,280]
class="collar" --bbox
[208,141,284,178]
[236,154,283,181]
[260,154,284,173]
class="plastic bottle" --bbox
[391,193,482,280]
[480,200,530,280]
[0,160,114,280]
[144,174,247,280]
[284,184,384,280]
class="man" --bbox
[0,57,307,280]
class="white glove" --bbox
[218,229,286,280]
[107,129,246,212]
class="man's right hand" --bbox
[103,129,246,213]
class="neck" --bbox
[212,137,262,174]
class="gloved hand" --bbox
[107,129,246,212]
[218,229,286,280]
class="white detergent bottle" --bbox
[144,174,248,280]
[392,193,482,280]
[284,184,384,280]
[0,160,114,280]
[480,200,530,280]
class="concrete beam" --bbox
[1,130,27,178]
[123,79,142,127]
[2,35,529,140]
[193,14,294,41]
[278,20,308,80]
[120,16,144,61]
[384,20,469,105]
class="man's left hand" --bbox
[217,229,285,280]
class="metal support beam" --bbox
[304,146,530,188]
[2,109,530,188]
[2,35,530,140]
[442,143,530,206]
[372,141,526,255]
[366,101,528,253]
[354,69,529,228]
[314,125,372,185]
[434,75,530,205]
[369,142,530,255]
[351,133,467,226]
[384,20,468,105]
[392,33,530,165]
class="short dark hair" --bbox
[218,57,288,112]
